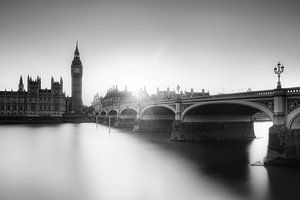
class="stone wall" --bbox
[115,118,135,128]
[140,120,173,133]
[173,121,255,140]
[63,115,94,123]
[103,117,116,126]
[266,126,300,165]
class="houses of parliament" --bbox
[0,43,83,117]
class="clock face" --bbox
[74,68,80,73]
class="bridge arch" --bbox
[119,107,138,119]
[114,107,138,128]
[140,105,176,117]
[139,105,175,133]
[108,109,118,116]
[120,107,138,114]
[100,111,107,116]
[287,107,300,129]
[182,100,273,121]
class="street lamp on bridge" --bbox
[274,62,284,89]
[176,84,181,99]
[176,84,180,94]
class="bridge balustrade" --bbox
[285,87,300,95]
[214,90,274,98]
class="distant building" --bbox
[181,88,209,98]
[92,86,209,112]
[92,93,103,114]
[92,86,151,113]
[0,42,85,117]
[151,87,176,100]
[151,87,209,100]
[0,76,65,116]
[101,86,135,107]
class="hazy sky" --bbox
[0,0,300,104]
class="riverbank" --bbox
[0,115,95,124]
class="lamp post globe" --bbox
[274,62,284,89]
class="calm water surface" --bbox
[0,122,299,200]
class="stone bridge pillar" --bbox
[133,106,141,132]
[103,113,108,125]
[273,89,286,125]
[113,112,120,127]
[265,88,297,164]
[171,99,183,140]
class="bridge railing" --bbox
[142,99,176,104]
[117,98,177,105]
[180,87,300,101]
[214,90,274,97]
[285,87,300,95]
[100,87,300,110]
[226,90,273,97]
[177,89,275,101]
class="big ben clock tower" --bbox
[71,41,83,113]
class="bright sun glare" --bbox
[97,53,156,94]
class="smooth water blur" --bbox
[0,122,299,200]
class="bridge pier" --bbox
[115,118,136,128]
[133,118,140,132]
[171,99,184,140]
[103,116,108,125]
[113,117,120,127]
[96,116,104,124]
[133,106,141,132]
[138,119,173,133]
[265,125,300,165]
[265,89,300,165]
[171,120,184,140]
[103,116,117,126]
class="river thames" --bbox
[0,122,299,200]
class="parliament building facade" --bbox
[0,43,83,117]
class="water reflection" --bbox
[0,122,299,200]
[132,122,270,200]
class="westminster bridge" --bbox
[97,86,300,165]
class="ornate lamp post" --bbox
[175,84,181,100]
[176,84,180,95]
[274,62,284,89]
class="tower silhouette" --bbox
[71,41,83,113]
[18,76,24,91]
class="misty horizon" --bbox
[1,0,300,105]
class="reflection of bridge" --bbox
[98,87,300,165]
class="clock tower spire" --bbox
[74,40,80,57]
[71,41,83,113]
